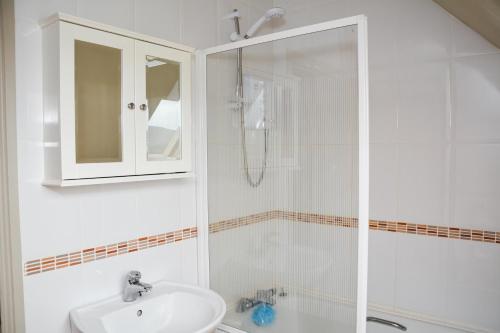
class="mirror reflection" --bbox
[146,56,182,161]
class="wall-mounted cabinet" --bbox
[42,14,192,186]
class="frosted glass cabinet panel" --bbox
[74,41,123,164]
[59,22,136,180]
[42,16,192,186]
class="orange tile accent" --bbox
[24,226,198,276]
[209,211,500,246]
[95,246,106,260]
[69,252,82,266]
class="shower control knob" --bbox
[127,102,135,110]
[139,104,147,111]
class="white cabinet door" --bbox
[60,22,136,179]
[134,41,192,174]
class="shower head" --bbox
[245,7,285,38]
[264,7,286,19]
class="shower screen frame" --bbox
[195,15,369,333]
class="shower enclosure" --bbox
[197,16,369,333]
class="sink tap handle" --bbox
[127,270,142,284]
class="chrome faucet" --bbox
[236,288,277,312]
[123,271,152,302]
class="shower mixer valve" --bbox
[236,288,281,312]
[256,288,276,305]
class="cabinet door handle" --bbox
[139,104,147,111]
[127,102,135,110]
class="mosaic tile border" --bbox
[369,220,500,243]
[209,211,280,233]
[24,226,197,276]
[210,211,500,244]
[25,211,499,276]
[209,210,359,233]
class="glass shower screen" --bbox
[202,16,369,333]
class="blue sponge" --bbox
[251,304,275,327]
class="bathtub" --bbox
[216,292,472,333]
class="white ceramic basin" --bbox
[70,281,226,333]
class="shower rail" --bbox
[367,317,408,331]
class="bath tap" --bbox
[236,298,261,312]
[236,288,276,312]
[123,270,152,302]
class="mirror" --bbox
[145,56,182,161]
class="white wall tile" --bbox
[208,141,277,221]
[454,144,500,231]
[369,68,398,143]
[396,61,451,143]
[181,238,199,285]
[294,144,356,216]
[209,221,279,306]
[453,53,500,143]
[397,143,450,226]
[76,0,135,30]
[15,0,77,25]
[273,0,362,29]
[370,144,398,221]
[181,0,218,48]
[393,0,452,62]
[445,240,500,331]
[91,186,140,244]
[287,223,357,299]
[367,230,396,308]
[134,0,181,42]
[451,16,499,57]
[240,0,274,12]
[133,181,183,232]
[178,179,198,228]
[395,233,448,318]
[362,0,399,68]
[20,186,84,260]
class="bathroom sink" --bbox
[70,280,226,333]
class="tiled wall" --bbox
[208,0,500,332]
[14,0,268,332]
[211,211,500,332]
[14,0,500,332]
[268,0,500,331]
